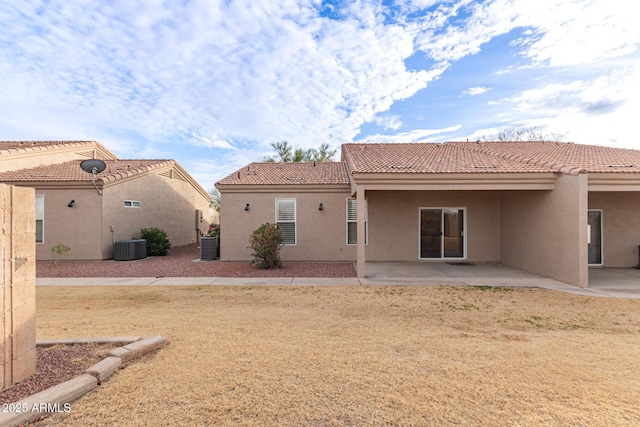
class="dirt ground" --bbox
[37,243,356,278]
[32,285,640,426]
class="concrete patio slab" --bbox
[292,278,361,286]
[90,277,160,286]
[209,277,295,285]
[37,277,105,286]
[152,277,217,286]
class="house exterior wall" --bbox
[589,191,640,267]
[219,190,356,261]
[102,172,212,259]
[220,189,502,262]
[365,190,501,262]
[35,188,103,261]
[1,184,36,389]
[500,174,588,287]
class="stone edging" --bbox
[0,335,167,427]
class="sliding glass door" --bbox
[588,210,602,265]
[420,208,465,259]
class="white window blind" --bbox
[276,198,296,245]
[35,195,44,243]
[347,198,367,245]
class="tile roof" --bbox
[216,162,350,186]
[0,159,175,183]
[343,142,640,175]
[0,141,100,156]
[459,141,640,173]
[342,143,554,174]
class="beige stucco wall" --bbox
[1,184,36,389]
[35,188,103,261]
[219,190,356,261]
[500,174,588,287]
[220,189,502,262]
[102,172,212,259]
[589,192,640,267]
[365,190,501,262]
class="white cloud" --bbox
[463,86,491,96]
[0,0,440,152]
[413,0,640,69]
[470,62,640,148]
[0,0,639,188]
[357,125,462,143]
[374,115,403,130]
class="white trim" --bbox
[418,207,467,260]
[588,209,603,266]
[275,198,296,245]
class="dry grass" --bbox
[35,285,640,426]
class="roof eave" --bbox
[216,183,351,193]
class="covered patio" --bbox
[361,261,640,298]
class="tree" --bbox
[479,126,566,142]
[209,188,221,212]
[307,143,336,162]
[264,140,336,162]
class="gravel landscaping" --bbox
[0,344,111,405]
[37,243,356,278]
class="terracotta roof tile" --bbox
[342,142,640,175]
[0,159,174,183]
[463,141,640,173]
[216,162,349,186]
[0,141,99,156]
[342,143,553,174]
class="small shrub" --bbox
[140,227,172,256]
[207,224,220,237]
[51,243,71,262]
[249,223,283,269]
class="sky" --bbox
[1,0,639,191]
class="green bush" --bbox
[140,227,172,256]
[207,223,220,237]
[249,223,283,269]
[51,243,71,262]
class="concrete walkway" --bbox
[36,262,640,298]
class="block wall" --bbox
[0,184,36,390]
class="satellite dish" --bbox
[80,159,107,174]
[80,159,107,195]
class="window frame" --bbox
[275,198,297,245]
[35,194,44,244]
[124,200,141,208]
[346,197,367,245]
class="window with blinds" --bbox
[35,194,44,244]
[276,198,296,245]
[346,198,367,245]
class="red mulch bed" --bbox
[0,344,111,405]
[37,244,356,278]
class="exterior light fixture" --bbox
[318,203,324,211]
[67,200,75,208]
[244,203,250,211]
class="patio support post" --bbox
[356,187,366,278]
